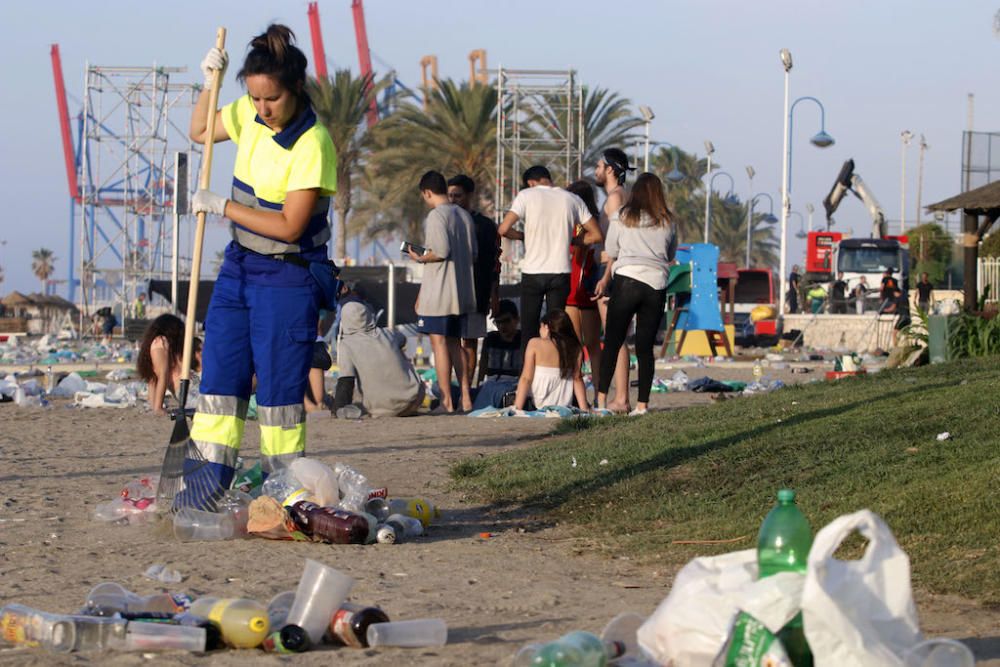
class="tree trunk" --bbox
[334,168,352,262]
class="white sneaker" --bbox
[628,408,648,417]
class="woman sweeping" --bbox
[182,24,337,497]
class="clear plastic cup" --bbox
[266,590,296,630]
[119,622,206,652]
[903,638,975,667]
[285,559,354,645]
[173,507,235,541]
[366,618,447,648]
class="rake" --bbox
[156,27,227,512]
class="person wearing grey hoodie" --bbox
[335,300,425,417]
[594,173,677,415]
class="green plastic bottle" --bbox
[523,631,624,667]
[757,489,813,667]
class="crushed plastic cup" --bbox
[903,638,974,667]
[285,559,354,645]
[366,618,448,648]
[173,507,235,541]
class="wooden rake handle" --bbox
[180,27,226,384]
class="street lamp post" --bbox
[805,203,815,232]
[702,140,715,243]
[649,141,687,186]
[745,192,777,268]
[705,171,737,244]
[639,106,655,172]
[900,130,913,234]
[916,134,928,227]
[778,47,835,320]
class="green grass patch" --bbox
[451,357,1000,604]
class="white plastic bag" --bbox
[802,510,922,667]
[637,549,803,666]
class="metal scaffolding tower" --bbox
[494,67,584,281]
[75,64,201,316]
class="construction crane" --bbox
[468,49,488,85]
[351,0,379,127]
[306,2,329,80]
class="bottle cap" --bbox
[279,624,311,652]
[777,489,796,503]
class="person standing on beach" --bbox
[498,165,602,346]
[595,173,677,416]
[916,272,933,313]
[448,174,499,384]
[411,171,477,413]
[594,148,634,412]
[182,25,337,491]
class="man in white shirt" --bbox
[410,171,477,412]
[498,165,603,345]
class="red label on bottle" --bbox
[330,607,362,648]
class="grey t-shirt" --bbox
[417,203,477,316]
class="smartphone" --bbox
[400,241,428,257]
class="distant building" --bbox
[0,291,79,334]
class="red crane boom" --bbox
[351,0,379,127]
[50,44,79,201]
[306,2,329,80]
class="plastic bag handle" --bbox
[807,509,893,567]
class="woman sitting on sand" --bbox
[513,309,589,412]
[136,314,201,416]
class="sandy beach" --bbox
[1,361,998,665]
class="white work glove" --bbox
[193,189,228,217]
[200,47,229,88]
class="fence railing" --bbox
[978,257,1000,303]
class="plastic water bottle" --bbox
[261,468,311,507]
[514,630,624,666]
[335,465,372,512]
[757,489,813,667]
[385,513,424,539]
[187,598,269,649]
[752,360,763,382]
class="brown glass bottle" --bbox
[287,501,368,545]
[327,603,390,648]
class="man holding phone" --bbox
[409,171,477,412]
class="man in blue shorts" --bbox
[408,171,477,412]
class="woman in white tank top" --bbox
[513,309,590,411]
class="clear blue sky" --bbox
[2,0,998,294]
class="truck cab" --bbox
[833,237,909,308]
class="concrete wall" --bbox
[783,314,899,352]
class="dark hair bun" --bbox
[251,24,294,62]
[237,23,309,95]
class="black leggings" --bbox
[598,274,666,403]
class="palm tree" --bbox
[708,196,779,268]
[350,79,497,247]
[533,86,644,182]
[650,146,711,244]
[31,248,56,294]
[307,70,385,262]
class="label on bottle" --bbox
[717,612,791,667]
[283,488,310,507]
[1,610,39,647]
[330,606,364,648]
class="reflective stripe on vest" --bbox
[229,177,331,255]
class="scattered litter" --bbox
[144,564,184,584]
[936,432,951,441]
[599,459,609,466]
[571,457,578,468]
[50,372,87,397]
[93,476,159,524]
